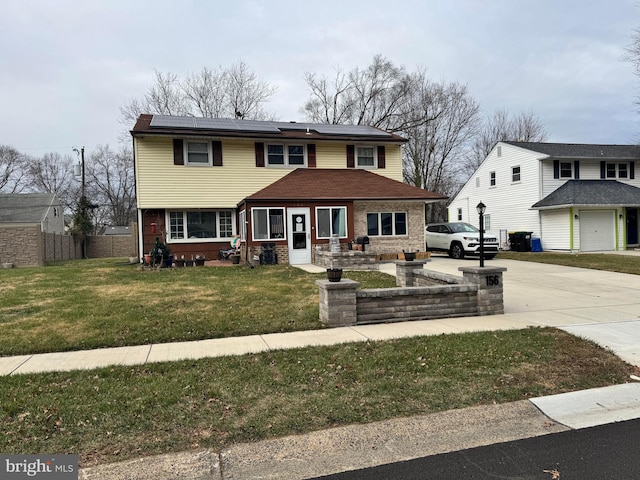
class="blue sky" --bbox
[1,0,639,156]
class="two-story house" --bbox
[448,141,640,252]
[131,114,446,264]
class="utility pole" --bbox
[73,146,88,259]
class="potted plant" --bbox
[402,249,417,261]
[175,255,186,268]
[150,237,171,267]
[195,254,206,266]
[326,260,343,282]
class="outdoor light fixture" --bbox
[476,202,486,267]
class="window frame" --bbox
[457,208,463,221]
[560,162,573,178]
[356,145,377,169]
[511,165,521,183]
[166,209,235,243]
[619,163,628,179]
[265,143,307,167]
[366,212,408,237]
[251,207,286,241]
[184,140,212,166]
[489,171,496,187]
[315,206,348,239]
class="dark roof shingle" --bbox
[242,169,447,202]
[532,180,640,209]
[0,193,59,223]
[504,142,640,159]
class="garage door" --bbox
[580,210,615,251]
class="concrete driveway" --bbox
[422,254,640,367]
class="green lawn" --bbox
[1,254,637,468]
[0,259,396,356]
[497,251,640,275]
[1,328,632,467]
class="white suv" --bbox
[425,222,499,259]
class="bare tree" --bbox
[86,145,137,227]
[226,61,277,120]
[120,62,277,128]
[0,145,27,193]
[26,152,78,212]
[465,109,547,177]
[302,55,425,132]
[624,26,640,112]
[402,78,481,221]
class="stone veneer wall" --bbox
[316,261,506,326]
[353,200,424,254]
[0,226,44,267]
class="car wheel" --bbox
[449,242,464,259]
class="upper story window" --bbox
[606,162,630,179]
[489,171,496,187]
[186,141,211,165]
[457,208,462,221]
[356,146,376,168]
[511,166,521,183]
[266,144,306,167]
[560,162,573,178]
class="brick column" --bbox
[458,266,507,315]
[316,279,360,326]
[395,260,430,287]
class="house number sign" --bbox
[485,275,500,287]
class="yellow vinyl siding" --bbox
[315,142,403,181]
[135,137,404,208]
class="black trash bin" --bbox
[509,232,533,252]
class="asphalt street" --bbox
[313,418,640,480]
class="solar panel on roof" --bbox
[312,124,392,137]
[150,115,196,128]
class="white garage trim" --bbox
[579,210,615,252]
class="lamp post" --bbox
[476,201,486,267]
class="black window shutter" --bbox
[631,161,635,180]
[377,145,386,169]
[553,160,559,179]
[600,161,606,179]
[212,141,223,166]
[173,139,184,165]
[574,161,580,179]
[255,142,265,167]
[346,145,355,168]
[307,144,316,168]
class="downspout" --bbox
[569,207,574,251]
[132,135,143,262]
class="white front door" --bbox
[287,207,311,264]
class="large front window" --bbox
[252,208,285,240]
[316,207,347,238]
[168,210,234,241]
[367,212,407,236]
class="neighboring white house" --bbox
[448,142,640,252]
